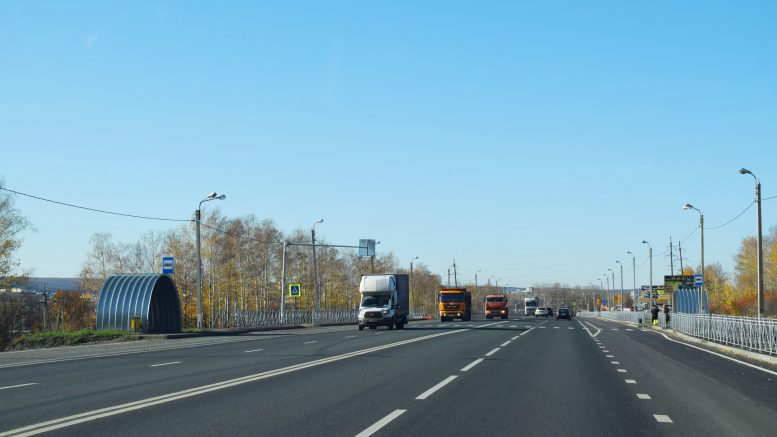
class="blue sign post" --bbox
[162,257,174,275]
[694,274,703,287]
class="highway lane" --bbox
[1,315,776,436]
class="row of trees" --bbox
[78,210,443,328]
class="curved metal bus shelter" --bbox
[96,274,182,333]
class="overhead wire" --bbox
[0,186,190,222]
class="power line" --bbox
[706,201,755,230]
[0,186,190,222]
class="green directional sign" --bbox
[288,283,301,297]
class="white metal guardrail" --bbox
[578,311,777,356]
[211,309,429,329]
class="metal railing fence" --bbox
[210,309,428,329]
[578,311,777,356]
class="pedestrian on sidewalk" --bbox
[651,305,659,326]
[664,304,671,327]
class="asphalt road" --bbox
[1,315,776,436]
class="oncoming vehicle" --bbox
[485,294,508,319]
[524,296,539,316]
[556,308,571,320]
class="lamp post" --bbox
[410,256,418,315]
[740,168,764,318]
[603,274,610,310]
[196,192,226,329]
[608,269,615,310]
[642,240,653,308]
[683,203,704,313]
[311,219,323,325]
[475,269,482,295]
[627,251,636,309]
[616,260,624,311]
[598,278,604,312]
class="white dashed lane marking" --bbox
[611,361,620,364]
[0,383,37,390]
[356,409,407,437]
[304,341,318,344]
[625,379,637,384]
[416,376,458,400]
[150,362,180,367]
[637,394,652,400]
[461,358,484,372]
[617,369,628,373]
[485,348,501,357]
[244,349,264,353]
[606,355,614,358]
[500,341,511,347]
[654,415,673,423]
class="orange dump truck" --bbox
[484,294,508,319]
[439,288,472,322]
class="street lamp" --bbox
[683,203,704,313]
[311,219,323,325]
[598,278,604,312]
[604,274,610,310]
[410,256,419,315]
[616,260,624,311]
[642,240,653,308]
[740,168,764,318]
[627,251,636,309]
[475,269,482,295]
[196,192,226,329]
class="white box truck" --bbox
[358,274,409,330]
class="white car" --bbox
[534,307,550,318]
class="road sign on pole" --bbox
[162,257,174,274]
[289,283,301,297]
[694,274,703,287]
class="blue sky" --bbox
[2,1,775,288]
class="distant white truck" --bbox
[524,296,539,316]
[358,274,409,330]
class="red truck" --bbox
[484,294,508,319]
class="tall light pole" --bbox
[608,269,615,310]
[598,278,604,312]
[683,203,704,313]
[475,269,482,295]
[604,274,610,310]
[642,240,653,308]
[196,192,226,329]
[616,260,624,310]
[627,251,636,309]
[410,256,418,315]
[740,168,764,318]
[311,219,323,325]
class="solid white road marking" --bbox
[0,383,37,390]
[578,319,601,337]
[150,362,180,367]
[461,358,484,372]
[637,394,652,400]
[654,415,673,423]
[500,341,511,347]
[243,349,264,353]
[355,409,407,437]
[625,379,637,384]
[416,375,458,400]
[617,369,627,373]
[485,348,501,357]
[2,330,466,436]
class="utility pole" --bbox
[678,241,684,272]
[452,259,458,287]
[669,237,674,275]
[311,219,323,325]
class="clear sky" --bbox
[2,1,775,289]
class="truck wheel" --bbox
[358,325,364,331]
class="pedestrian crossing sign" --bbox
[289,284,301,297]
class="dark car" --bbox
[546,307,554,317]
[556,308,571,320]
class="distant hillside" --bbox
[24,278,81,293]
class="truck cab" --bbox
[485,294,508,319]
[358,274,409,330]
[438,288,472,322]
